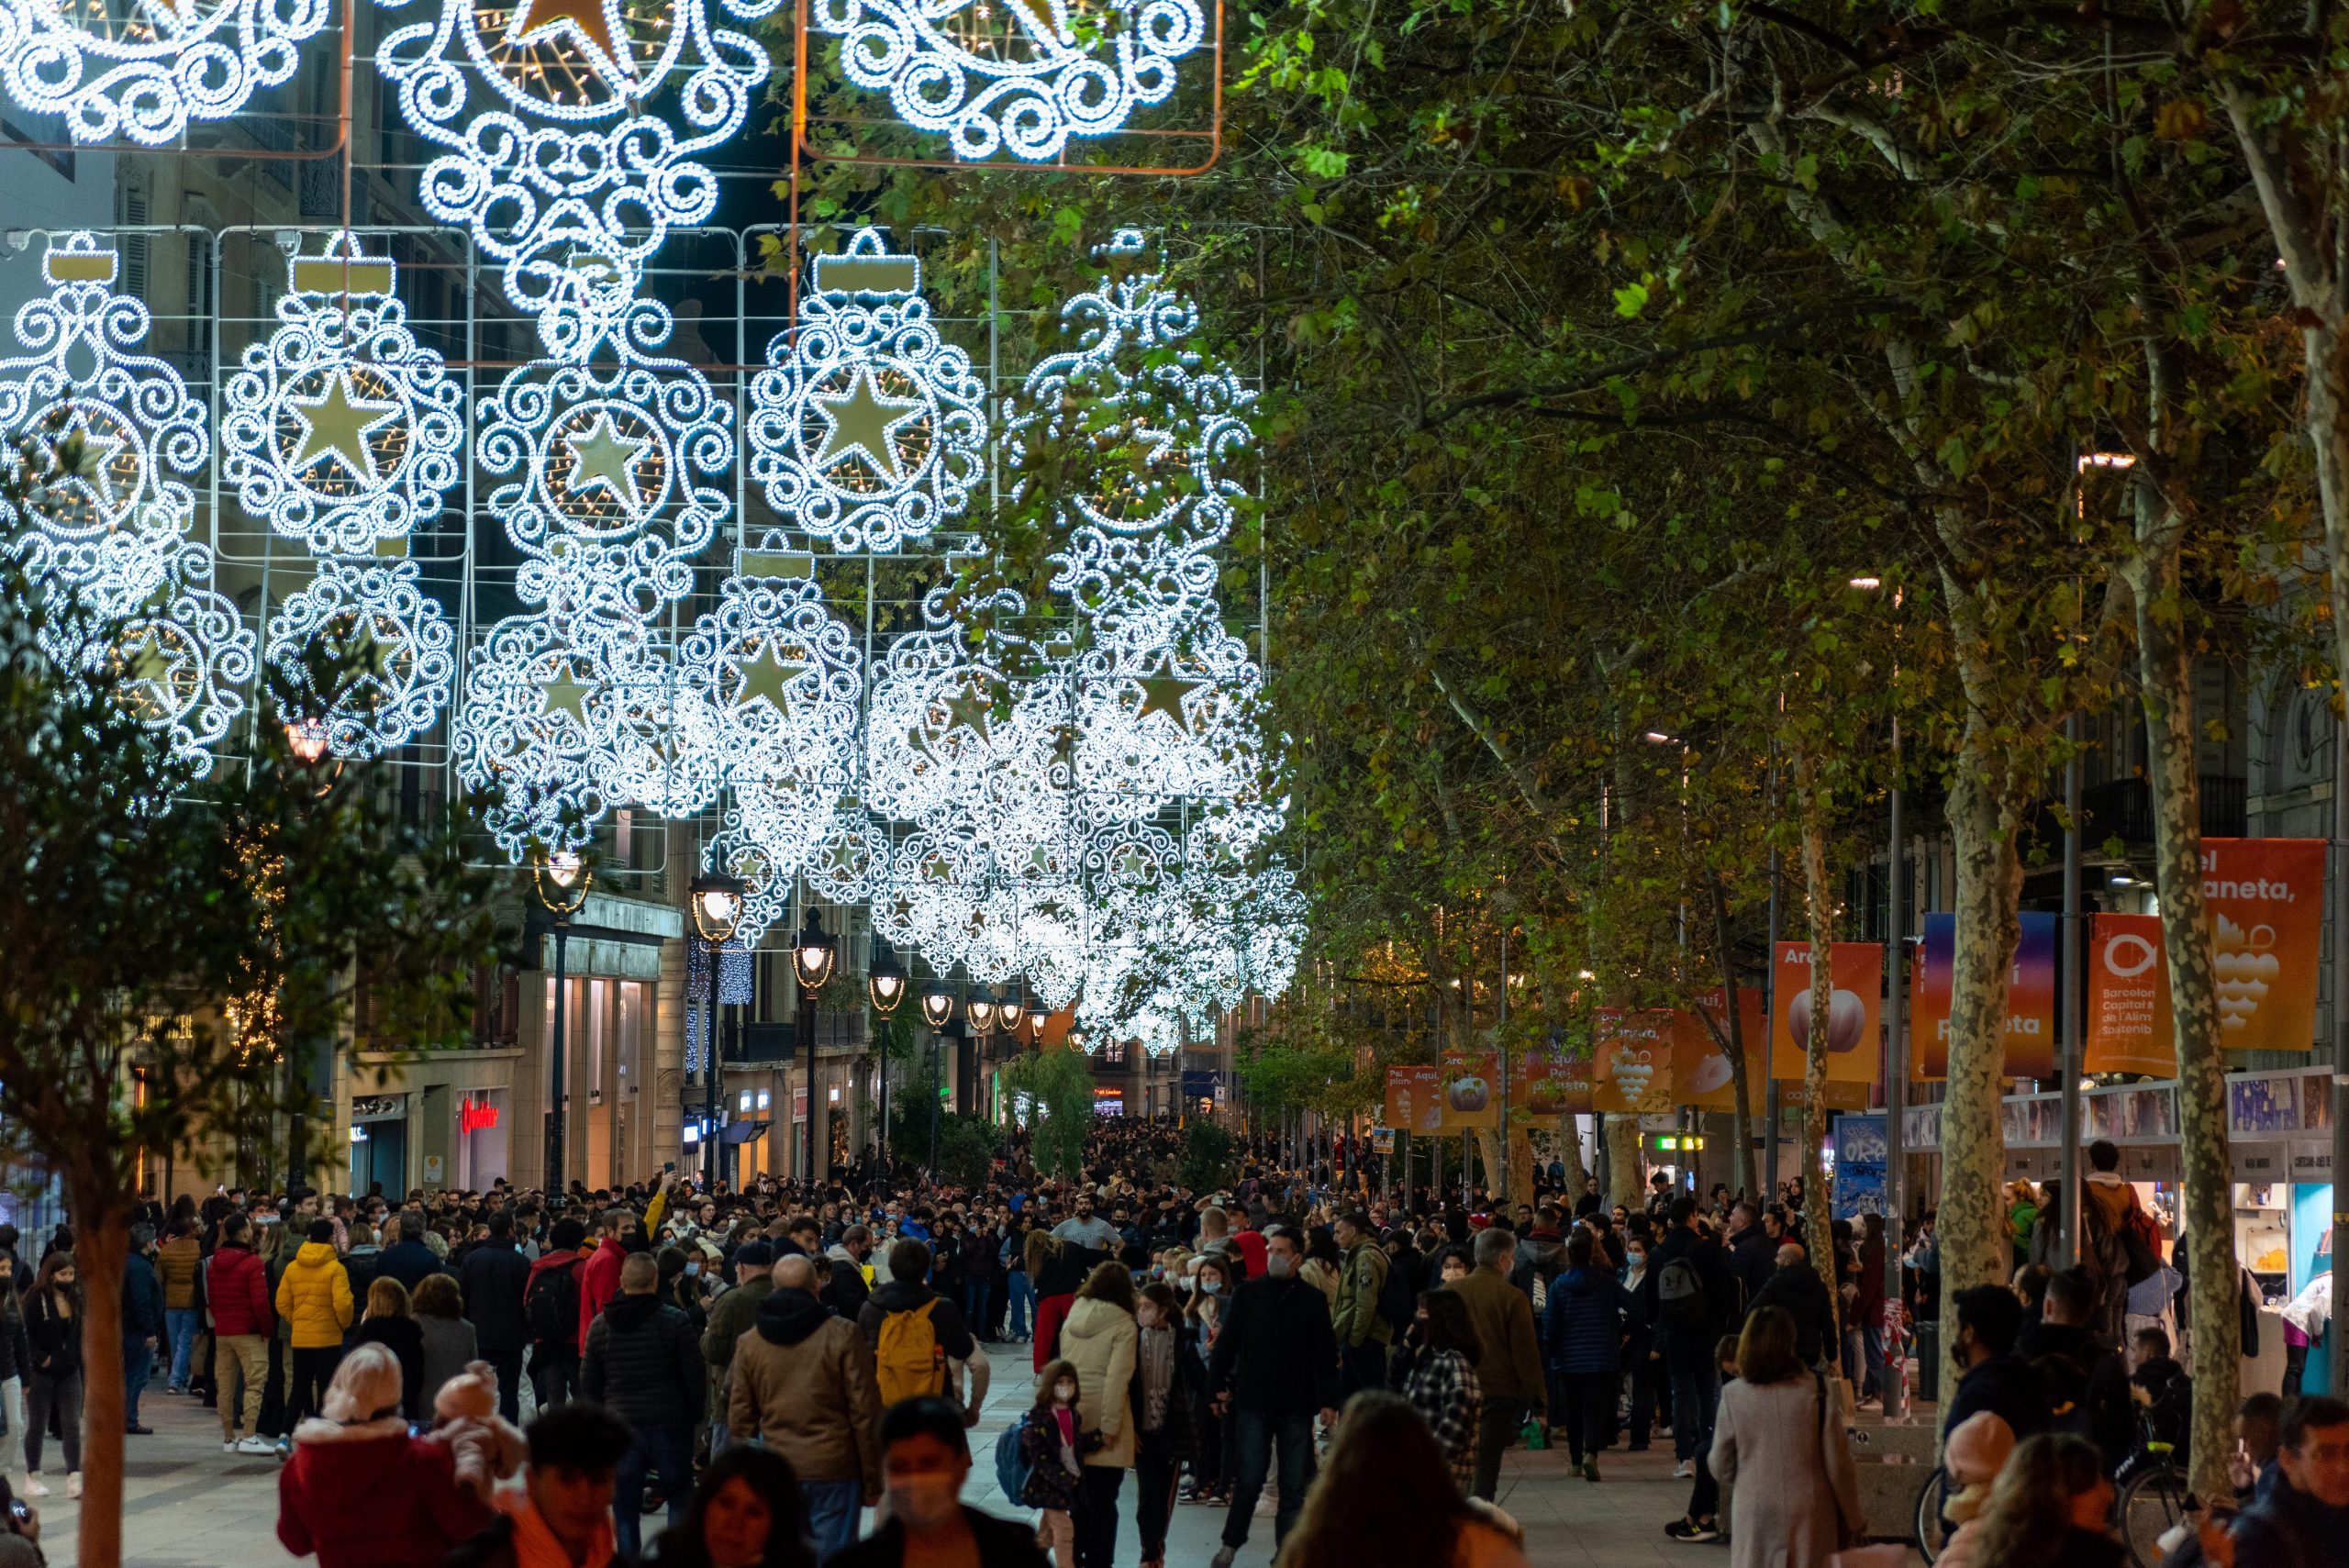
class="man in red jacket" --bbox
[526,1218,591,1411]
[207,1213,275,1455]
[575,1207,638,1351]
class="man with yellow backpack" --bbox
[857,1239,990,1427]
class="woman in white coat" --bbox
[1057,1261,1140,1568]
[1709,1304,1863,1568]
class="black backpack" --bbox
[1656,1255,1710,1334]
[525,1261,579,1350]
[1375,1248,1416,1339]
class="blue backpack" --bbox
[994,1417,1031,1506]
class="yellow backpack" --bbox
[875,1298,947,1406]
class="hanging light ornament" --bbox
[66,539,257,779]
[377,0,776,328]
[809,0,1208,161]
[702,808,796,948]
[802,802,891,906]
[0,0,335,143]
[221,234,463,559]
[263,556,457,760]
[748,228,986,555]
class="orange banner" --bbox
[1438,1050,1499,1130]
[1385,1065,1443,1136]
[2204,838,2323,1053]
[1593,1008,1674,1114]
[2085,913,2174,1076]
[1770,942,1883,1100]
[1675,986,1769,1110]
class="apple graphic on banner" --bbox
[1787,986,1867,1053]
[1682,1046,1733,1095]
[1447,1076,1490,1112]
[2213,914,2278,1037]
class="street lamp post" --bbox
[794,913,838,1187]
[688,872,745,1192]
[867,944,907,1181]
[532,851,591,1195]
[921,980,955,1173]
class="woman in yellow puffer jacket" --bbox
[273,1220,354,1427]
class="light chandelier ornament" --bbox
[377,0,776,327]
[809,0,1208,161]
[748,228,986,555]
[0,0,335,144]
[703,808,796,947]
[48,539,258,779]
[801,802,891,906]
[221,235,464,559]
[1063,608,1264,817]
[0,234,206,613]
[477,295,731,620]
[864,582,1064,833]
[264,556,457,760]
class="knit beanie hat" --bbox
[320,1343,404,1424]
[1943,1411,2016,1522]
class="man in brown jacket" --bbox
[728,1255,882,1561]
[1447,1226,1546,1501]
[156,1218,202,1394]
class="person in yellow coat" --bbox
[274,1219,354,1430]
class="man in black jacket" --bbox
[376,1210,442,1296]
[1639,1196,1737,1476]
[459,1210,532,1422]
[1208,1224,1340,1568]
[2016,1266,2133,1473]
[581,1253,704,1561]
[1748,1242,1836,1368]
[1941,1284,2048,1444]
[1722,1202,1775,1315]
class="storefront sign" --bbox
[2232,1143,2290,1182]
[351,1095,407,1123]
[1915,912,2056,1080]
[458,1095,499,1133]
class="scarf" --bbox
[1137,1325,1174,1431]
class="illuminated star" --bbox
[736,639,809,714]
[810,365,925,484]
[540,662,592,723]
[941,683,995,740]
[52,412,128,510]
[1135,668,1199,731]
[288,369,399,484]
[563,412,651,515]
[504,0,638,83]
[117,623,182,717]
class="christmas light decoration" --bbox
[802,803,891,906]
[809,0,1208,161]
[864,582,1064,834]
[264,556,457,760]
[747,228,986,555]
[0,0,335,144]
[377,0,777,326]
[221,234,464,558]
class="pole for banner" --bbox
[1497,922,1511,1205]
[1765,844,1782,1198]
[2061,711,2085,1267]
[2333,717,2349,1395]
[1883,716,1908,1418]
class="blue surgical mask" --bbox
[685,1262,701,1277]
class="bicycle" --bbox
[1913,1463,1954,1562]
[2113,1439,2190,1568]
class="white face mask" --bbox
[1197,1277,1222,1296]
[1053,1382,1077,1404]
[1265,1253,1295,1279]
[885,1473,962,1533]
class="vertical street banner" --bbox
[2086,914,2173,1075]
[1675,985,1769,1111]
[1509,1053,1571,1126]
[1593,1007,1675,1114]
[1437,1049,1500,1131]
[1769,941,1883,1106]
[1550,1025,1596,1115]
[1831,1114,1887,1219]
[1384,1065,1443,1137]
[2204,838,2323,1053]
[1914,911,2058,1080]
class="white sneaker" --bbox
[236,1437,275,1456]
[64,1473,80,1500]
[1673,1461,1694,1479]
[18,1477,45,1498]
[221,1440,237,1453]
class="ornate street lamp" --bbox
[793,911,837,1186]
[918,977,956,1173]
[867,942,906,1175]
[532,850,591,1193]
[688,870,745,1190]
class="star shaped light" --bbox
[562,412,651,516]
[1135,669,1199,731]
[940,684,996,740]
[52,411,128,510]
[540,663,592,723]
[810,365,926,484]
[737,639,810,714]
[287,369,400,484]
[503,0,640,83]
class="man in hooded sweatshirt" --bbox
[273,1219,352,1431]
[729,1255,884,1560]
[857,1240,990,1421]
[581,1252,702,1562]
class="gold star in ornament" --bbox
[540,662,592,724]
[810,365,925,484]
[53,412,127,509]
[941,684,995,740]
[736,639,809,715]
[503,0,638,82]
[563,412,650,516]
[117,623,182,717]
[1135,669,1200,731]
[288,369,400,484]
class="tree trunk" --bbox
[1795,768,1842,1324]
[2129,505,2240,1506]
[1606,1111,1643,1207]
[72,1192,128,1568]
[1934,628,2030,1390]
[1711,871,1760,1200]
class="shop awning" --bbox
[720,1120,770,1145]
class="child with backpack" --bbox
[1017,1360,1102,1568]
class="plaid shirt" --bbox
[1405,1348,1482,1493]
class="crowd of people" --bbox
[0,1120,2332,1568]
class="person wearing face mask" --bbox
[1130,1283,1196,1568]
[829,1397,1049,1568]
[1205,1225,1341,1568]
[1182,1255,1236,1507]
[1016,1361,1100,1568]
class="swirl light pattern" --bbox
[810,0,1207,161]
[0,0,333,144]
[747,229,986,554]
[222,235,463,559]
[376,0,776,327]
[264,557,458,761]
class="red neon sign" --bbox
[459,1095,499,1134]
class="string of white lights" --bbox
[0,0,336,144]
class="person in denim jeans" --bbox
[1204,1226,1340,1568]
[580,1253,704,1562]
[1004,1220,1036,1341]
[156,1218,202,1394]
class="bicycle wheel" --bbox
[2118,1462,2189,1568]
[1914,1464,1953,1562]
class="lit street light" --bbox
[688,870,745,1191]
[532,850,591,1195]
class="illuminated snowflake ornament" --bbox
[0,235,206,611]
[265,557,457,761]
[865,583,1065,832]
[802,805,890,906]
[810,0,1208,161]
[0,0,334,143]
[377,0,776,327]
[222,235,463,558]
[748,230,986,554]
[704,810,796,948]
[1064,611,1264,817]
